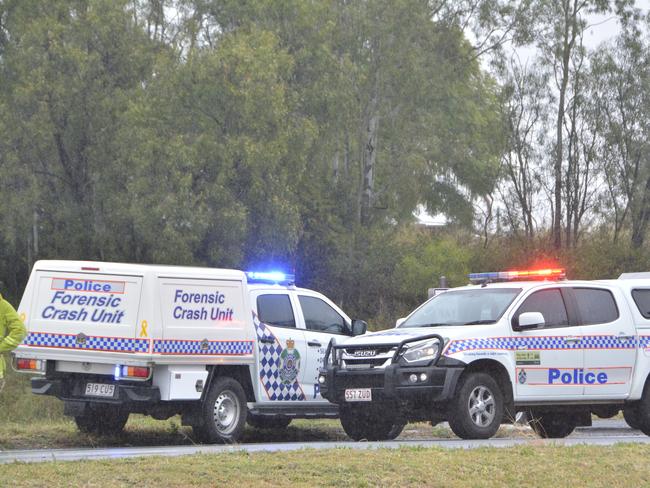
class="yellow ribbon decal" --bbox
[140,320,149,338]
[19,313,26,323]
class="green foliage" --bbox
[2,0,650,330]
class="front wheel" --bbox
[527,410,575,438]
[193,377,247,444]
[447,372,503,439]
[339,404,404,441]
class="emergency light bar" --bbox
[469,268,566,284]
[245,271,295,285]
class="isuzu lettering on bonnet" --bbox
[320,268,650,440]
[13,261,367,443]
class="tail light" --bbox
[114,365,150,380]
[16,358,46,373]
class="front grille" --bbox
[343,346,393,355]
[338,346,396,369]
[342,358,388,367]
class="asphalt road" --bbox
[0,419,646,464]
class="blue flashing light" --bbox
[245,271,295,285]
[469,268,565,284]
[114,364,121,381]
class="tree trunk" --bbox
[360,87,379,226]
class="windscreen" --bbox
[400,288,522,328]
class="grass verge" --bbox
[1,444,650,487]
[0,415,534,450]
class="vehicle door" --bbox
[250,290,308,403]
[511,287,585,399]
[294,293,352,403]
[574,286,636,399]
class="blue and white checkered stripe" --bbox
[24,332,149,353]
[254,313,305,401]
[153,339,253,355]
[639,336,650,349]
[446,335,639,355]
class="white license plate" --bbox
[344,388,372,402]
[84,383,115,397]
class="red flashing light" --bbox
[509,268,565,279]
[469,268,566,283]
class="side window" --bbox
[573,288,619,325]
[632,289,650,319]
[298,296,346,335]
[257,294,296,328]
[515,289,569,328]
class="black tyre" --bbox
[339,404,404,441]
[624,406,641,430]
[247,414,292,430]
[74,406,129,435]
[630,380,650,436]
[447,372,503,439]
[193,376,247,444]
[527,410,575,438]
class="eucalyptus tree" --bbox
[590,23,650,247]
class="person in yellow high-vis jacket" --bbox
[0,294,26,392]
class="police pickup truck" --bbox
[320,268,650,440]
[13,260,366,443]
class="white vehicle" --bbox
[13,260,367,443]
[320,268,650,440]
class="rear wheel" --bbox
[247,414,292,430]
[193,376,247,444]
[527,410,575,438]
[339,404,404,441]
[447,373,503,439]
[74,405,129,435]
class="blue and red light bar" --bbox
[469,268,566,284]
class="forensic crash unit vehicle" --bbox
[13,260,367,443]
[320,268,650,440]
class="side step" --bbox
[248,404,339,419]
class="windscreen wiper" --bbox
[462,320,496,325]
[410,323,449,327]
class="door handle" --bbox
[617,335,635,341]
[564,336,581,343]
[308,340,322,347]
[260,337,275,344]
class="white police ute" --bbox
[320,268,650,440]
[13,260,367,443]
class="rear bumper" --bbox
[320,363,463,405]
[31,377,160,404]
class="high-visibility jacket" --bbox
[0,295,27,378]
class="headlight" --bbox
[400,339,440,365]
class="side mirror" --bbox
[351,319,367,336]
[513,312,545,331]
[395,318,406,328]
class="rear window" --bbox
[573,288,619,325]
[632,289,650,319]
[257,294,296,328]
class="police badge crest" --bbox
[279,339,301,385]
[518,369,527,384]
